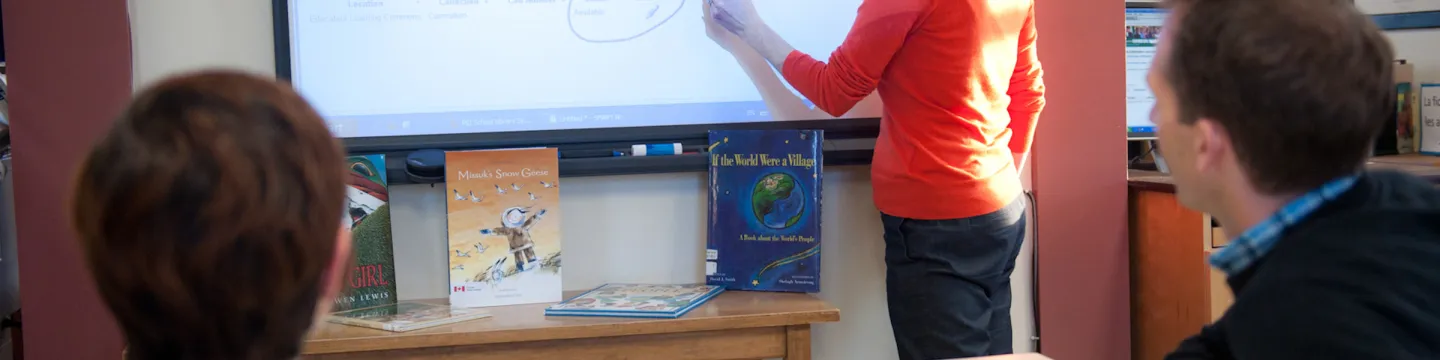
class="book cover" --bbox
[327,301,492,332]
[544,283,725,319]
[445,148,563,308]
[705,130,823,293]
[1423,84,1440,155]
[1399,82,1417,154]
[334,154,398,312]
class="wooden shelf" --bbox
[1129,154,1440,193]
[303,291,839,357]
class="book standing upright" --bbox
[1395,61,1420,154]
[705,130,823,293]
[1398,82,1417,154]
[1421,84,1440,155]
[445,148,563,308]
[335,154,399,312]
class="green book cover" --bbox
[334,154,398,312]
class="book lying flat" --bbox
[327,301,492,332]
[544,283,726,319]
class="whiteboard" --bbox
[1356,0,1440,15]
[1420,84,1440,155]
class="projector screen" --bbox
[1125,6,1167,137]
[282,0,882,139]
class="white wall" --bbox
[1388,29,1440,83]
[127,1,1036,358]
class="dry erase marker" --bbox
[631,143,682,156]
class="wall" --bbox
[1388,29,1440,83]
[3,0,134,358]
[1031,0,1130,358]
[128,1,1042,359]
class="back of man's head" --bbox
[71,71,350,359]
[1161,0,1394,194]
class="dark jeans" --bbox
[881,195,1027,360]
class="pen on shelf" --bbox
[559,149,624,159]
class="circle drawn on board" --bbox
[568,0,687,43]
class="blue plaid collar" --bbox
[1208,175,1360,276]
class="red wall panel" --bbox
[1032,0,1130,359]
[2,0,132,358]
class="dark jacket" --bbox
[1167,170,1440,359]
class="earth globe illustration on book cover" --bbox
[751,172,805,229]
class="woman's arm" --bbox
[713,0,928,117]
[706,3,888,120]
[735,51,831,120]
[724,42,883,120]
[704,6,829,120]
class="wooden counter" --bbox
[302,291,839,360]
[1127,154,1440,360]
[1130,154,1440,193]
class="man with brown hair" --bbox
[70,70,353,360]
[1150,0,1440,358]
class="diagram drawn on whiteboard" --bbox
[568,0,686,43]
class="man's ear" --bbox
[1192,118,1230,172]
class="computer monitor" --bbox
[1126,3,1167,139]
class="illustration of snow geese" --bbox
[455,249,471,258]
[494,184,507,195]
[540,180,557,189]
[453,189,465,201]
[451,264,465,271]
[468,190,483,203]
[511,182,522,191]
[473,242,488,254]
[528,192,541,201]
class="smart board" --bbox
[276,0,881,143]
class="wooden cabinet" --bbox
[1205,249,1232,323]
[1128,185,1220,360]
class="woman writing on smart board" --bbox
[701,5,881,122]
[705,0,1046,358]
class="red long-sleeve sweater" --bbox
[781,0,1046,220]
